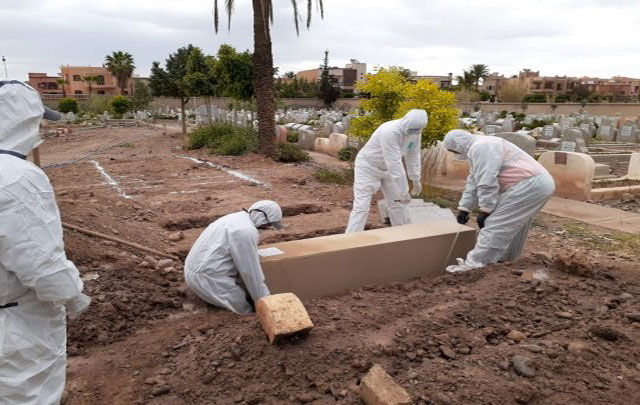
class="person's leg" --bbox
[185,271,252,313]
[345,166,382,233]
[501,216,533,262]
[380,177,409,226]
[467,173,555,266]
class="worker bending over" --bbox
[0,80,91,404]
[443,129,555,273]
[345,109,428,233]
[184,200,283,313]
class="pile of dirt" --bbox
[66,255,640,404]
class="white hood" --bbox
[398,109,428,136]
[443,129,476,160]
[0,80,45,156]
[247,200,283,229]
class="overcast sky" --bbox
[2,0,640,81]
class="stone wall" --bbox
[457,102,640,116]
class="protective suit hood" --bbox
[247,200,283,229]
[398,109,428,136]
[443,129,476,159]
[0,80,46,156]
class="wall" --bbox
[457,102,640,116]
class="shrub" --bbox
[111,96,132,115]
[276,143,309,163]
[286,130,299,143]
[528,119,550,129]
[188,123,257,156]
[313,168,354,185]
[88,95,113,114]
[58,98,78,114]
[338,146,358,161]
[523,94,546,103]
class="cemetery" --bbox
[28,103,640,404]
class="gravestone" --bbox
[333,122,345,134]
[541,125,560,140]
[314,137,330,154]
[502,115,514,132]
[562,128,589,151]
[538,151,595,200]
[483,125,502,135]
[628,153,640,180]
[65,112,77,122]
[493,132,536,157]
[327,133,348,157]
[618,125,640,143]
[275,125,288,144]
[596,125,616,141]
[298,129,317,150]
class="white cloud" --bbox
[1,0,639,80]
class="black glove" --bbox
[456,210,470,224]
[477,211,491,229]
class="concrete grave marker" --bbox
[628,153,640,180]
[539,151,595,200]
[494,132,536,157]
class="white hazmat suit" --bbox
[184,200,283,314]
[443,130,555,272]
[0,80,90,404]
[345,109,428,233]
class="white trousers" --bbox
[345,162,408,233]
[467,172,555,265]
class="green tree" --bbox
[469,64,489,90]
[213,44,253,101]
[455,70,475,90]
[105,51,135,95]
[82,75,99,96]
[213,0,324,157]
[318,50,339,107]
[283,71,296,79]
[150,44,196,139]
[350,69,458,145]
[131,80,153,111]
[58,98,78,114]
[184,47,217,123]
[111,95,132,115]
[56,78,68,97]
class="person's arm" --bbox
[469,143,503,213]
[458,169,478,212]
[0,183,86,309]
[228,228,270,302]
[380,128,410,198]
[404,135,422,181]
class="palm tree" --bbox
[213,0,324,157]
[56,78,68,97]
[455,70,475,90]
[82,75,99,96]
[105,51,136,95]
[469,64,489,91]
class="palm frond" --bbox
[291,0,300,35]
[317,0,324,18]
[307,0,312,29]
[225,0,234,30]
[268,0,273,24]
[213,0,219,32]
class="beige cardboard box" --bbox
[259,221,476,300]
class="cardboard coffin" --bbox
[259,221,476,300]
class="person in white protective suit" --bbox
[345,109,428,233]
[443,129,555,273]
[184,200,284,314]
[0,80,91,404]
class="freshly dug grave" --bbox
[65,253,640,405]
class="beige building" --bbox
[29,66,134,98]
[27,73,64,97]
[410,73,453,89]
[295,65,360,93]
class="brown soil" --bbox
[35,126,640,404]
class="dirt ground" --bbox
[37,124,640,404]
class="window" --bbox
[556,83,563,90]
[38,82,47,89]
[122,90,128,95]
[74,90,83,95]
[73,75,82,81]
[97,90,105,95]
[48,82,58,90]
[96,75,105,85]
[544,82,554,89]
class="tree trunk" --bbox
[180,96,187,143]
[252,0,276,157]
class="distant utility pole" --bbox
[1,56,7,78]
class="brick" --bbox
[360,364,412,405]
[256,293,313,344]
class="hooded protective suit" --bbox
[442,130,555,272]
[0,80,90,404]
[345,109,428,233]
[184,200,283,314]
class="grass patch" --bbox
[313,168,354,185]
[548,220,640,253]
[276,143,310,163]
[338,146,358,162]
[286,130,299,143]
[188,123,257,156]
[422,185,458,209]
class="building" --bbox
[60,66,132,97]
[27,73,64,96]
[410,73,453,90]
[295,66,360,93]
[345,59,367,86]
[481,73,507,96]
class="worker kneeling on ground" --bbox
[443,129,555,273]
[0,80,91,403]
[345,109,428,233]
[184,200,283,313]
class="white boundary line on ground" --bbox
[90,160,132,199]
[176,156,267,187]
